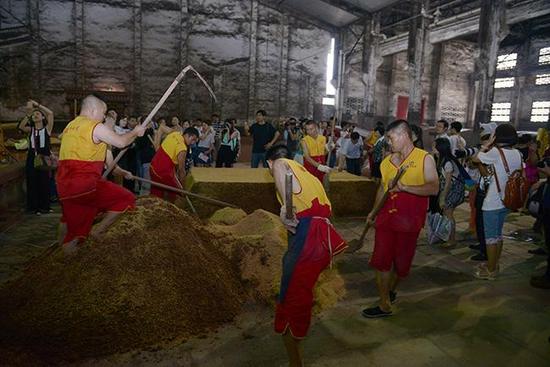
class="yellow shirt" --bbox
[380,147,428,191]
[277,159,331,216]
[302,135,327,157]
[367,131,379,146]
[161,132,187,164]
[59,116,107,162]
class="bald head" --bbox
[80,95,107,122]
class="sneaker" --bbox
[474,267,497,280]
[35,211,42,216]
[469,244,481,250]
[362,306,393,318]
[530,274,550,289]
[389,291,397,304]
[470,253,488,261]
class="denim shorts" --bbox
[483,207,509,245]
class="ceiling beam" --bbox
[380,0,550,56]
[316,0,370,18]
[257,0,338,33]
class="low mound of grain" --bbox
[0,197,246,362]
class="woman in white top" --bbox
[472,124,523,280]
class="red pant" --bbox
[274,217,346,339]
[60,179,135,244]
[274,254,330,339]
[150,166,180,202]
[370,227,420,278]
[303,155,326,184]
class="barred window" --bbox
[535,74,550,85]
[539,47,550,66]
[494,77,514,88]
[530,101,550,122]
[497,53,517,70]
[491,102,511,122]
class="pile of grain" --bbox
[0,197,246,363]
[209,209,346,307]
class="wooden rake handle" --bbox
[131,175,239,209]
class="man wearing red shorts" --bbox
[56,95,145,254]
[149,127,199,202]
[266,144,346,366]
[362,120,438,318]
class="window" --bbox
[530,101,550,122]
[494,77,514,88]
[497,53,517,70]
[536,74,550,85]
[491,102,511,122]
[322,97,335,106]
[539,47,550,65]
[326,38,336,96]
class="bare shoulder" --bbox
[272,158,289,172]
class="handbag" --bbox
[427,212,452,245]
[527,182,547,218]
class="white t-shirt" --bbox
[449,135,465,154]
[441,160,460,179]
[198,129,215,149]
[477,147,523,211]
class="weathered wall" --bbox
[340,21,477,128]
[0,0,332,122]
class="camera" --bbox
[537,157,550,169]
[454,147,479,159]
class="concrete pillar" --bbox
[406,0,430,125]
[178,0,190,117]
[473,0,508,133]
[426,43,442,124]
[247,0,259,120]
[132,0,143,115]
[73,0,85,89]
[277,14,290,118]
[30,0,42,98]
[512,39,529,128]
[361,13,382,128]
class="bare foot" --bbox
[63,240,79,256]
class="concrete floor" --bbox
[0,203,549,366]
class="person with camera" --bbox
[216,119,240,168]
[283,117,301,159]
[530,157,550,289]
[471,124,523,280]
[18,99,55,215]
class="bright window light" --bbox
[536,74,550,85]
[491,102,511,122]
[494,77,514,88]
[497,53,517,70]
[530,101,550,122]
[326,38,336,96]
[323,97,335,106]
[539,47,550,65]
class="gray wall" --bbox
[0,0,332,122]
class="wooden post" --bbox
[406,0,430,126]
[473,0,508,134]
[362,13,382,127]
[247,0,259,121]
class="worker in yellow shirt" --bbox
[266,144,346,367]
[149,127,199,202]
[301,120,332,183]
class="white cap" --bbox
[480,122,497,136]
